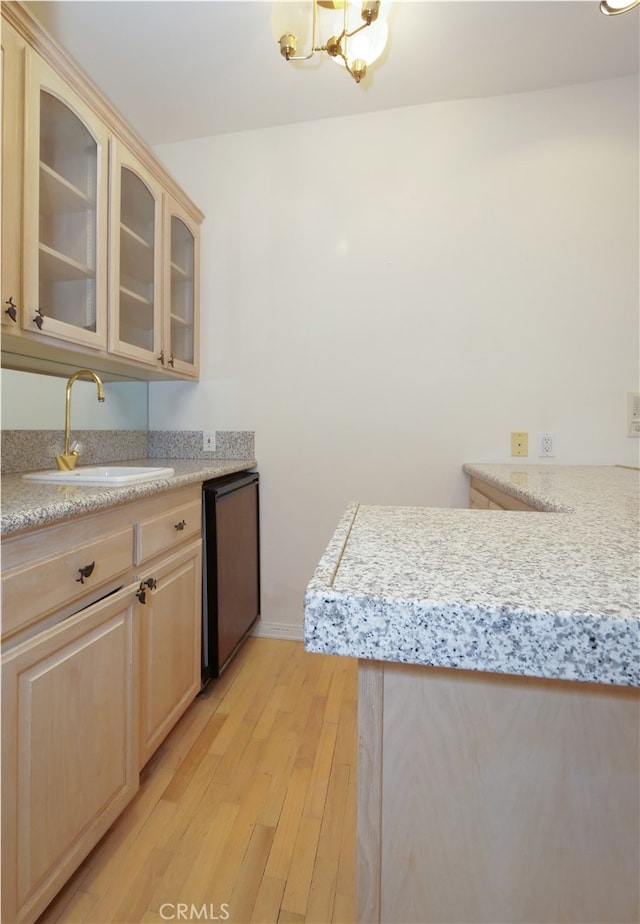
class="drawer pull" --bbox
[174,519,186,531]
[5,297,17,322]
[136,577,157,604]
[76,561,96,584]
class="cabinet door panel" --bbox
[1,20,26,331]
[22,51,108,349]
[1,584,139,923]
[139,540,202,767]
[163,196,200,378]
[109,138,162,367]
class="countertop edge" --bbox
[1,459,257,536]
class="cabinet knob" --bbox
[76,561,96,584]
[33,307,45,330]
[136,577,157,604]
[174,519,186,531]
[5,297,17,323]
[168,353,175,368]
[158,350,165,365]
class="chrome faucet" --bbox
[56,369,105,471]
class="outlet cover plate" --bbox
[537,432,556,457]
[202,431,216,452]
[510,432,528,457]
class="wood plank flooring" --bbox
[37,638,358,924]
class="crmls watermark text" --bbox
[159,903,230,921]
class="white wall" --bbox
[150,77,640,636]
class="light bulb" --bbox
[271,1,312,55]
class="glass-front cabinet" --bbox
[1,19,25,333]
[1,2,203,381]
[22,52,109,349]
[164,199,200,378]
[109,139,162,366]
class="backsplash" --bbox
[148,430,255,460]
[1,430,255,474]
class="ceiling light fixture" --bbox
[599,0,640,14]
[272,0,390,84]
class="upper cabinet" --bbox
[23,52,109,350]
[164,198,200,378]
[109,139,163,366]
[0,1,204,381]
[1,19,26,333]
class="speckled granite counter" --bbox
[304,464,640,687]
[0,458,256,536]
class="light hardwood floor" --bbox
[37,638,357,924]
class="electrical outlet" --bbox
[628,392,640,437]
[537,432,556,457]
[510,432,528,457]
[202,431,216,452]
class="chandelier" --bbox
[272,1,391,84]
[599,0,640,12]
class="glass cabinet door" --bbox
[22,52,108,348]
[109,139,162,366]
[1,20,25,333]
[164,199,200,378]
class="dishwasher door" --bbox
[202,471,260,688]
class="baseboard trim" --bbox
[251,619,303,642]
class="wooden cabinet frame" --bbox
[1,1,204,382]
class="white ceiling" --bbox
[24,1,640,148]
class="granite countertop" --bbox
[0,458,257,536]
[304,464,640,687]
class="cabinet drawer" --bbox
[135,498,201,565]
[2,526,134,639]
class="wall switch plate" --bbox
[628,392,640,437]
[202,431,216,452]
[537,432,556,457]
[510,432,528,457]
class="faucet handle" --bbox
[55,448,80,471]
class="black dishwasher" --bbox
[201,471,260,689]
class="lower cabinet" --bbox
[139,539,202,769]
[1,584,140,923]
[1,484,203,923]
[468,475,536,511]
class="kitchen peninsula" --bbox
[304,464,639,924]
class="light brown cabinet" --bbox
[1,1,203,381]
[109,138,163,367]
[468,475,536,511]
[357,660,640,924]
[22,51,109,350]
[1,484,203,923]
[164,197,200,377]
[139,540,202,768]
[1,17,26,333]
[1,585,140,924]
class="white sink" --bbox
[23,465,175,486]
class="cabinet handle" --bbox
[76,561,96,584]
[174,519,186,531]
[158,350,165,365]
[33,307,44,330]
[168,353,175,368]
[136,577,157,604]
[5,297,17,323]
